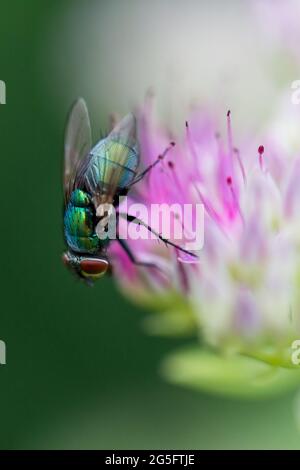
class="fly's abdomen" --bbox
[64,189,101,254]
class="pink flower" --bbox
[110,96,300,379]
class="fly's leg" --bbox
[117,237,160,271]
[129,142,175,186]
[118,213,198,259]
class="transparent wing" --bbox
[108,112,136,145]
[83,113,139,201]
[64,98,92,200]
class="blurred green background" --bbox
[0,0,300,450]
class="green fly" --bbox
[62,98,196,284]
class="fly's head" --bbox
[62,251,109,285]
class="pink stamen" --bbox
[226,176,245,225]
[194,185,223,228]
[185,120,203,185]
[258,145,264,171]
[234,147,247,185]
[186,121,200,167]
[227,110,234,164]
[224,110,237,196]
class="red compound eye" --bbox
[80,258,109,276]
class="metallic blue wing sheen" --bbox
[83,137,139,196]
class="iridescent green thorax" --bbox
[70,188,91,206]
[64,189,108,254]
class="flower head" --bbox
[111,97,300,396]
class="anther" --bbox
[258,145,265,171]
